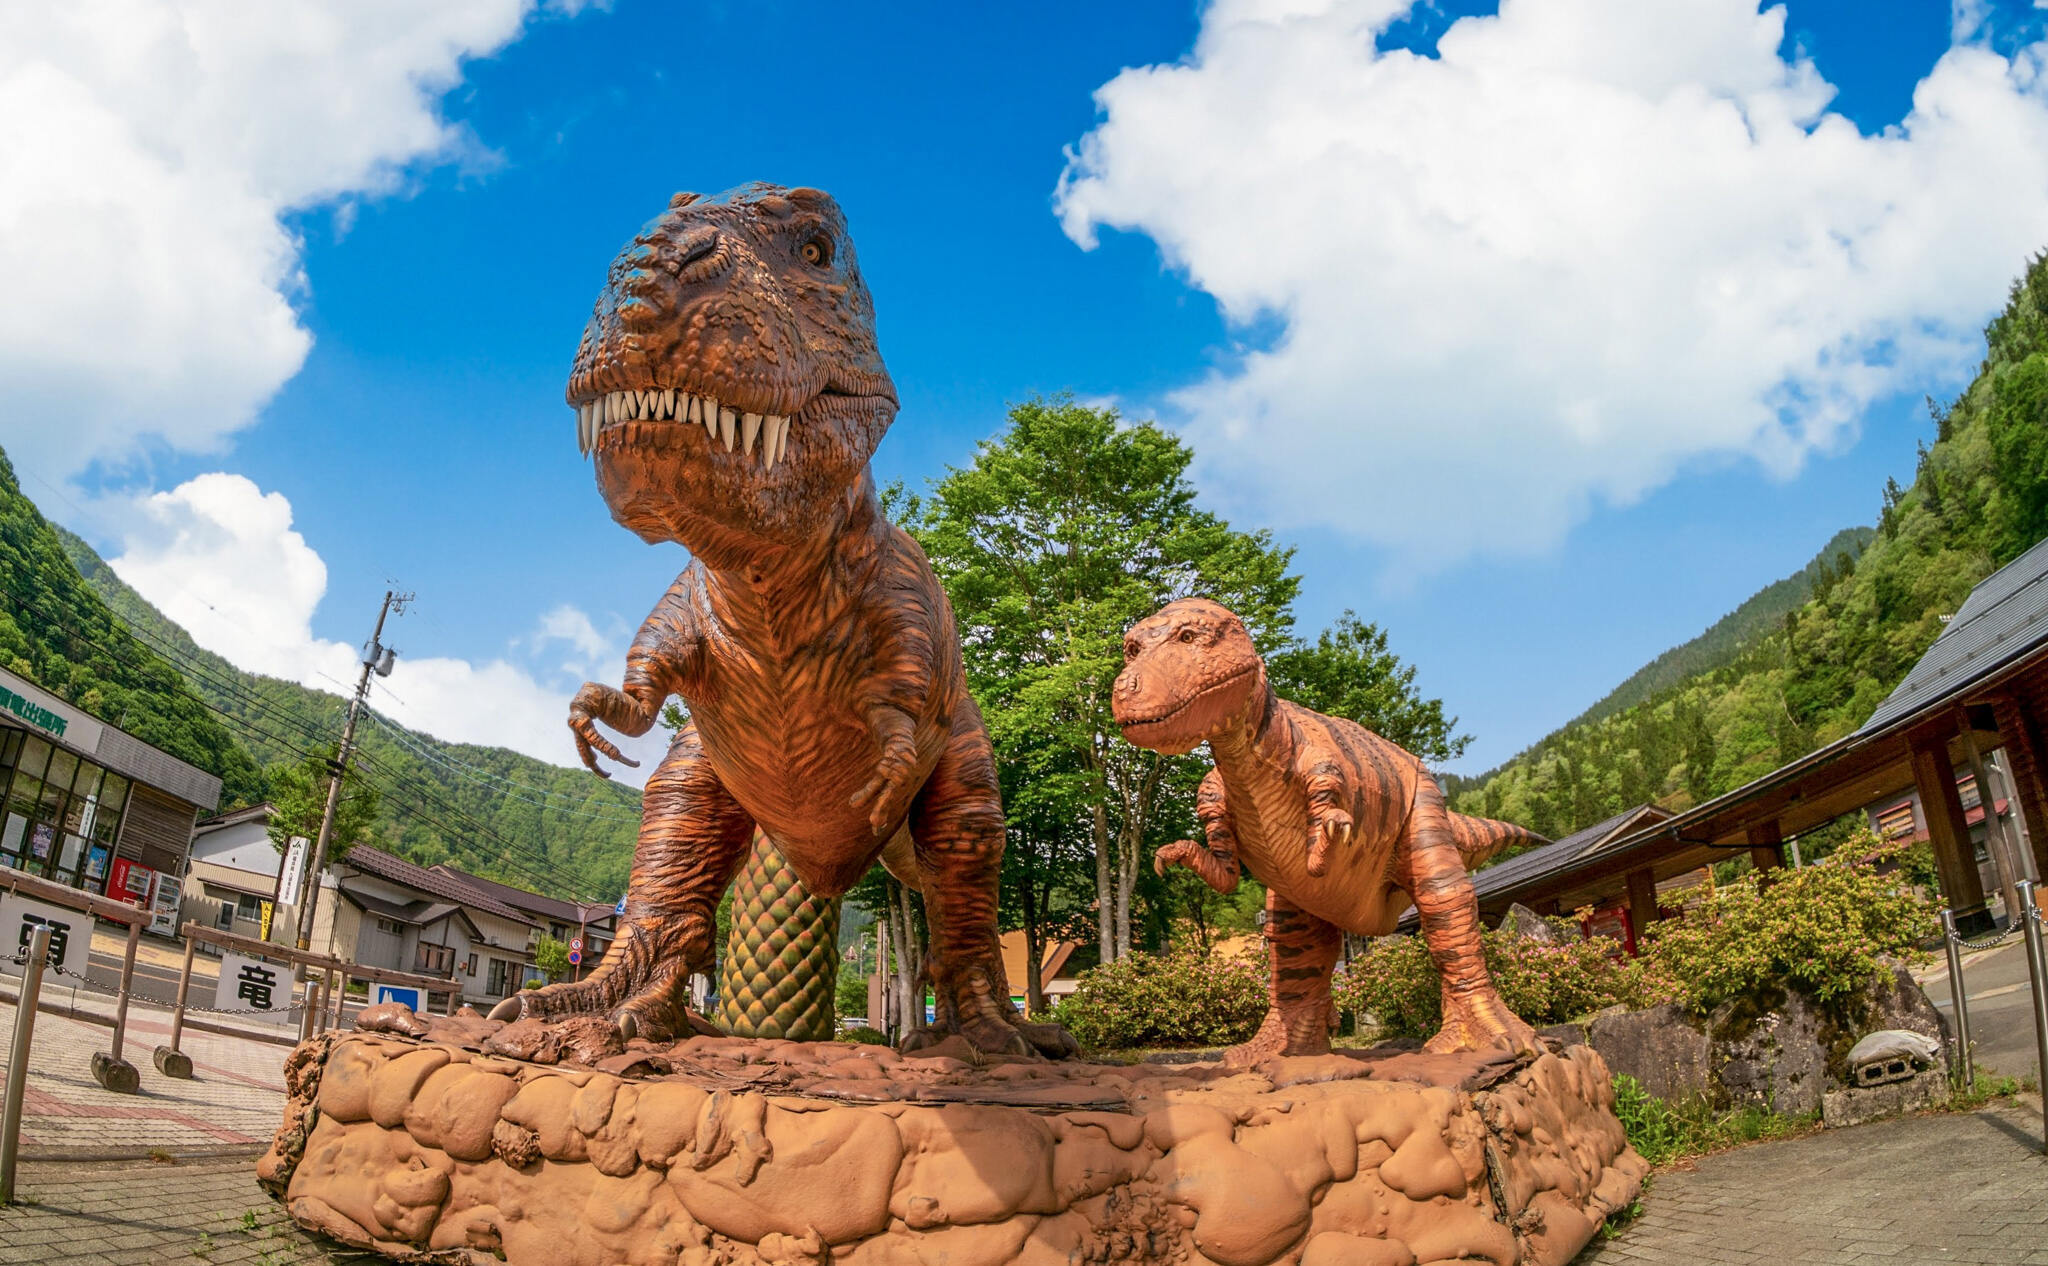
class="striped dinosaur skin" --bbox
[499,183,1073,1059]
[1113,598,1542,1066]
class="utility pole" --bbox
[295,589,410,951]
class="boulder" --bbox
[1500,904,1564,944]
[1586,964,1950,1117]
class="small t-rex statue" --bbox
[1112,598,1542,1065]
[498,182,1071,1059]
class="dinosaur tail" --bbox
[1445,811,1547,870]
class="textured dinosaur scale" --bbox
[717,833,841,1041]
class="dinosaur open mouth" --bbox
[572,389,797,469]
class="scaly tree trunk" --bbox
[717,832,841,1040]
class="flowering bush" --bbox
[1332,929,1679,1041]
[1337,839,1934,1040]
[1639,839,1935,1011]
[1050,941,1267,1051]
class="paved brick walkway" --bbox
[1576,1100,2048,1265]
[0,997,289,1157]
[0,1154,357,1265]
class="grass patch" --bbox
[1946,1065,2038,1112]
[1611,1074,1817,1168]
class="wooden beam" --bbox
[1910,736,1991,933]
[1625,867,1658,945]
[1991,693,2048,883]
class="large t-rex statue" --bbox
[499,182,1071,1059]
[1112,598,1542,1065]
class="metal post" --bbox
[154,935,196,1078]
[1942,908,1975,1092]
[300,978,323,1044]
[2016,879,2048,1154]
[2,925,53,1205]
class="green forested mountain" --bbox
[0,450,266,805]
[1457,252,2048,841]
[54,528,642,900]
[1567,525,1875,730]
[0,449,640,901]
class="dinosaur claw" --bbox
[615,1011,639,1042]
[488,995,525,1023]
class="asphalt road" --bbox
[1919,938,2048,1084]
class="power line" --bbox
[362,706,644,821]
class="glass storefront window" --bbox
[44,749,77,799]
[15,735,49,782]
[10,774,42,823]
[0,729,140,892]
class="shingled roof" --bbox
[1861,534,2048,736]
[339,844,536,926]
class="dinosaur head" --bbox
[565,182,898,557]
[1112,598,1268,755]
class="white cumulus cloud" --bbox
[109,474,668,782]
[1056,0,2048,557]
[0,0,552,481]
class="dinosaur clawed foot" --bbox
[1223,1003,1332,1068]
[1424,991,1539,1058]
[490,915,714,1045]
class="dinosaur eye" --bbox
[1178,628,1196,643]
[799,235,833,267]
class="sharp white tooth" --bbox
[741,412,761,456]
[641,389,656,417]
[661,389,676,419]
[767,416,785,466]
[701,397,716,436]
[604,393,619,424]
[720,406,736,450]
[774,416,790,465]
[581,406,594,455]
[573,407,586,455]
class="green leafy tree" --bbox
[265,753,381,857]
[534,934,571,982]
[902,396,1300,961]
[1268,611,1470,764]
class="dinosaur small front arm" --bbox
[1155,768,1242,893]
[569,585,698,778]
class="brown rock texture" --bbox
[259,1009,1645,1266]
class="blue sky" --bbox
[7,0,2048,779]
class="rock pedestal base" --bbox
[259,1011,1645,1266]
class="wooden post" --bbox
[1959,708,2027,923]
[1625,867,1658,950]
[154,936,197,1078]
[1746,819,1784,874]
[1991,695,2048,883]
[1913,736,1992,935]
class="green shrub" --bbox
[1639,838,1935,1012]
[839,1025,889,1045]
[1332,930,1678,1041]
[1049,942,1267,1051]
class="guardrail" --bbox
[154,921,457,1078]
[2,867,151,1093]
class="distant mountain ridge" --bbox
[31,505,641,900]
